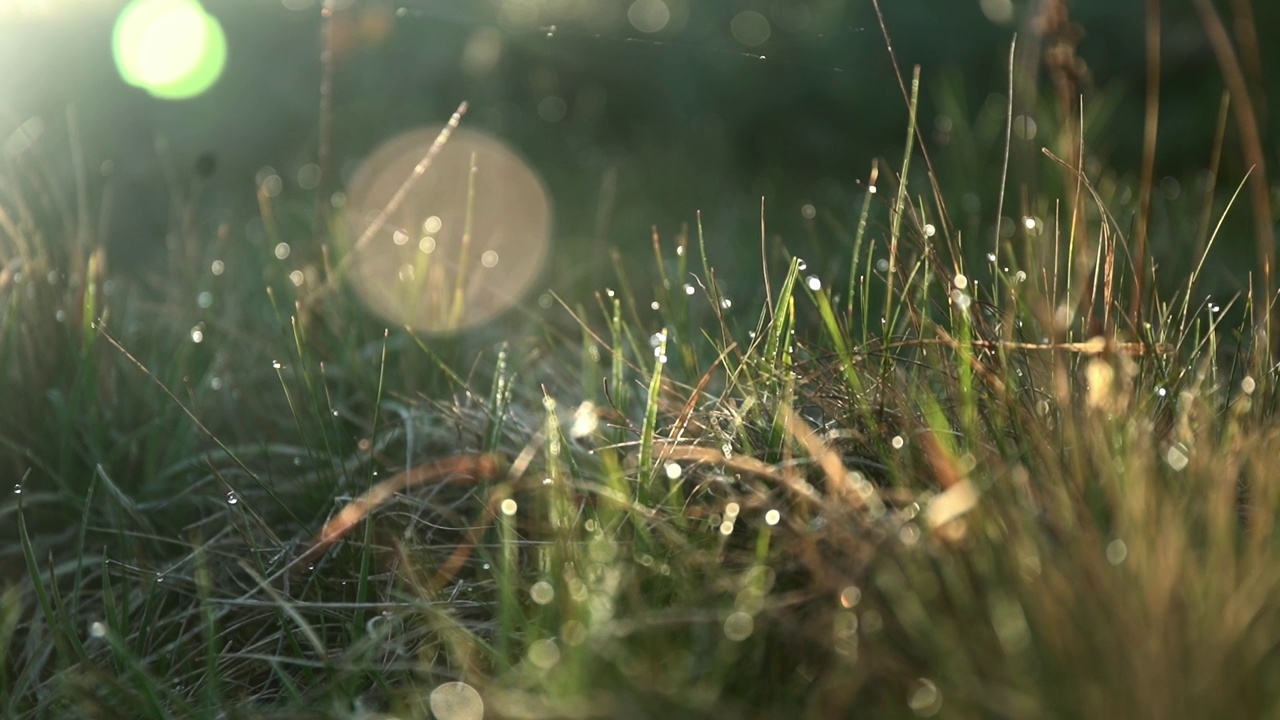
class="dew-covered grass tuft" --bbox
[5,13,1280,720]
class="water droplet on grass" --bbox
[226,492,239,505]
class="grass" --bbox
[5,14,1280,720]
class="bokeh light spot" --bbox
[980,0,1015,25]
[342,126,551,334]
[429,682,484,720]
[730,11,771,47]
[628,0,670,33]
[113,0,227,100]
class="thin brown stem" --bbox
[1191,0,1275,355]
[1132,0,1160,329]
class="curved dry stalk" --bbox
[296,453,505,568]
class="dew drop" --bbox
[226,491,239,505]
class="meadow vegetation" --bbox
[3,6,1280,719]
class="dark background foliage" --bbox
[2,0,1278,300]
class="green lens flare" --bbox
[112,0,227,100]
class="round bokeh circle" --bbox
[341,126,551,334]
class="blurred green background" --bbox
[1,0,1277,308]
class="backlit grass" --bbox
[4,18,1280,720]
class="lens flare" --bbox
[342,126,551,334]
[112,0,227,100]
